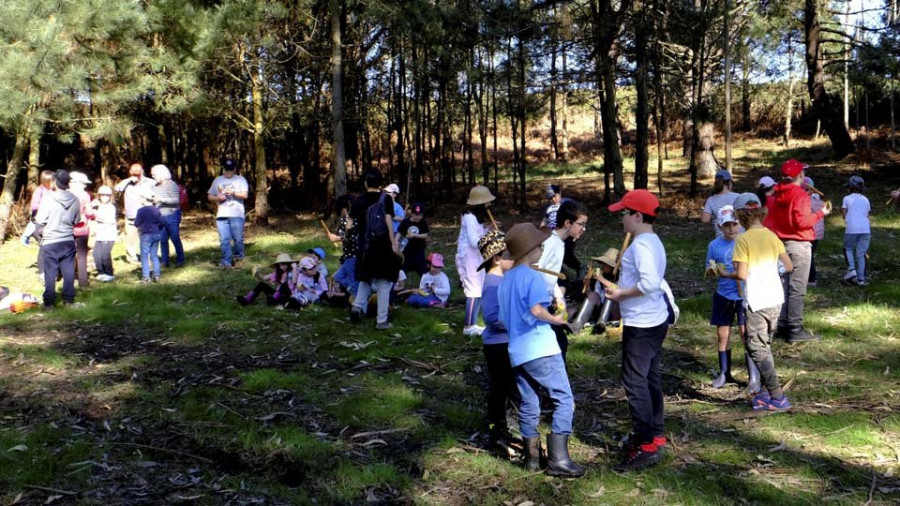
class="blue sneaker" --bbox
[765,395,792,411]
[751,392,771,411]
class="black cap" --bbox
[364,170,384,188]
[223,159,236,172]
[55,170,71,190]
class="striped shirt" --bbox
[703,191,739,238]
[153,180,181,216]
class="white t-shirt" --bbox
[208,175,249,219]
[537,232,565,301]
[618,233,669,328]
[419,271,451,303]
[842,193,870,234]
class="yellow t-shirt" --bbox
[732,227,786,312]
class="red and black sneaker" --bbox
[652,435,667,448]
[614,443,662,472]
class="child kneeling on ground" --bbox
[498,223,585,478]
[732,193,794,412]
[406,253,451,308]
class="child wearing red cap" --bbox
[605,189,677,471]
[406,253,451,308]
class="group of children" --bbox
[702,164,874,418]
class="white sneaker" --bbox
[843,270,857,281]
[97,274,115,282]
[462,325,484,337]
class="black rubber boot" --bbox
[746,352,761,394]
[545,434,586,478]
[523,437,543,472]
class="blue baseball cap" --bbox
[715,170,733,181]
[307,247,326,260]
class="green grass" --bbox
[2,141,900,503]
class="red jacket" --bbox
[765,183,823,241]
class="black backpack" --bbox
[364,194,390,246]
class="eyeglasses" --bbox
[572,221,587,230]
[620,209,637,217]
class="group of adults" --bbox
[27,162,187,308]
[700,159,829,343]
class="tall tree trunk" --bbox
[723,0,733,171]
[598,49,625,196]
[250,73,268,226]
[331,0,347,198]
[27,123,43,193]
[0,125,29,243]
[517,33,527,206]
[560,44,569,162]
[633,9,650,190]
[804,0,854,157]
[549,31,559,161]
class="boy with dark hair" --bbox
[498,223,585,478]
[732,192,794,412]
[606,189,674,471]
[398,203,430,279]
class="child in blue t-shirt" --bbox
[498,224,584,478]
[704,205,755,391]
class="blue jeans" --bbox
[216,217,245,267]
[844,233,871,282]
[159,210,185,267]
[334,257,359,296]
[515,354,574,438]
[140,233,161,278]
[406,293,443,308]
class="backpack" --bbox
[364,193,390,247]
[179,185,190,211]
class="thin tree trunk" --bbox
[891,75,896,152]
[27,124,42,193]
[550,33,559,161]
[723,0,732,171]
[633,8,649,190]
[560,45,569,162]
[331,0,347,198]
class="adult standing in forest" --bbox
[207,159,248,269]
[457,185,496,337]
[766,159,830,343]
[349,170,402,330]
[151,164,185,268]
[35,170,81,308]
[701,170,739,238]
[29,171,56,281]
[115,163,155,264]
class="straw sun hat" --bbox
[591,248,620,269]
[466,185,496,206]
[270,253,294,267]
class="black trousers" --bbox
[93,241,115,276]
[75,235,89,288]
[622,322,668,445]
[42,241,76,306]
[482,342,517,431]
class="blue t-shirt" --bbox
[498,265,561,367]
[481,273,509,345]
[392,202,405,233]
[706,236,743,300]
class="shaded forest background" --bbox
[0,0,898,239]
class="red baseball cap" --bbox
[608,189,659,217]
[781,159,809,178]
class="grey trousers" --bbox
[779,240,811,329]
[746,305,782,394]
[352,278,393,324]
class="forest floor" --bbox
[2,138,900,504]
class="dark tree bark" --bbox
[633,5,650,190]
[804,0,855,158]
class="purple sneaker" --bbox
[765,395,792,411]
[751,392,771,411]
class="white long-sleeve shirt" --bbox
[419,271,451,303]
[618,232,669,328]
[537,231,565,301]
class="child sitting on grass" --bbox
[731,193,794,412]
[289,256,328,308]
[236,254,294,306]
[498,223,585,478]
[704,205,754,391]
[406,253,451,308]
[841,175,871,286]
